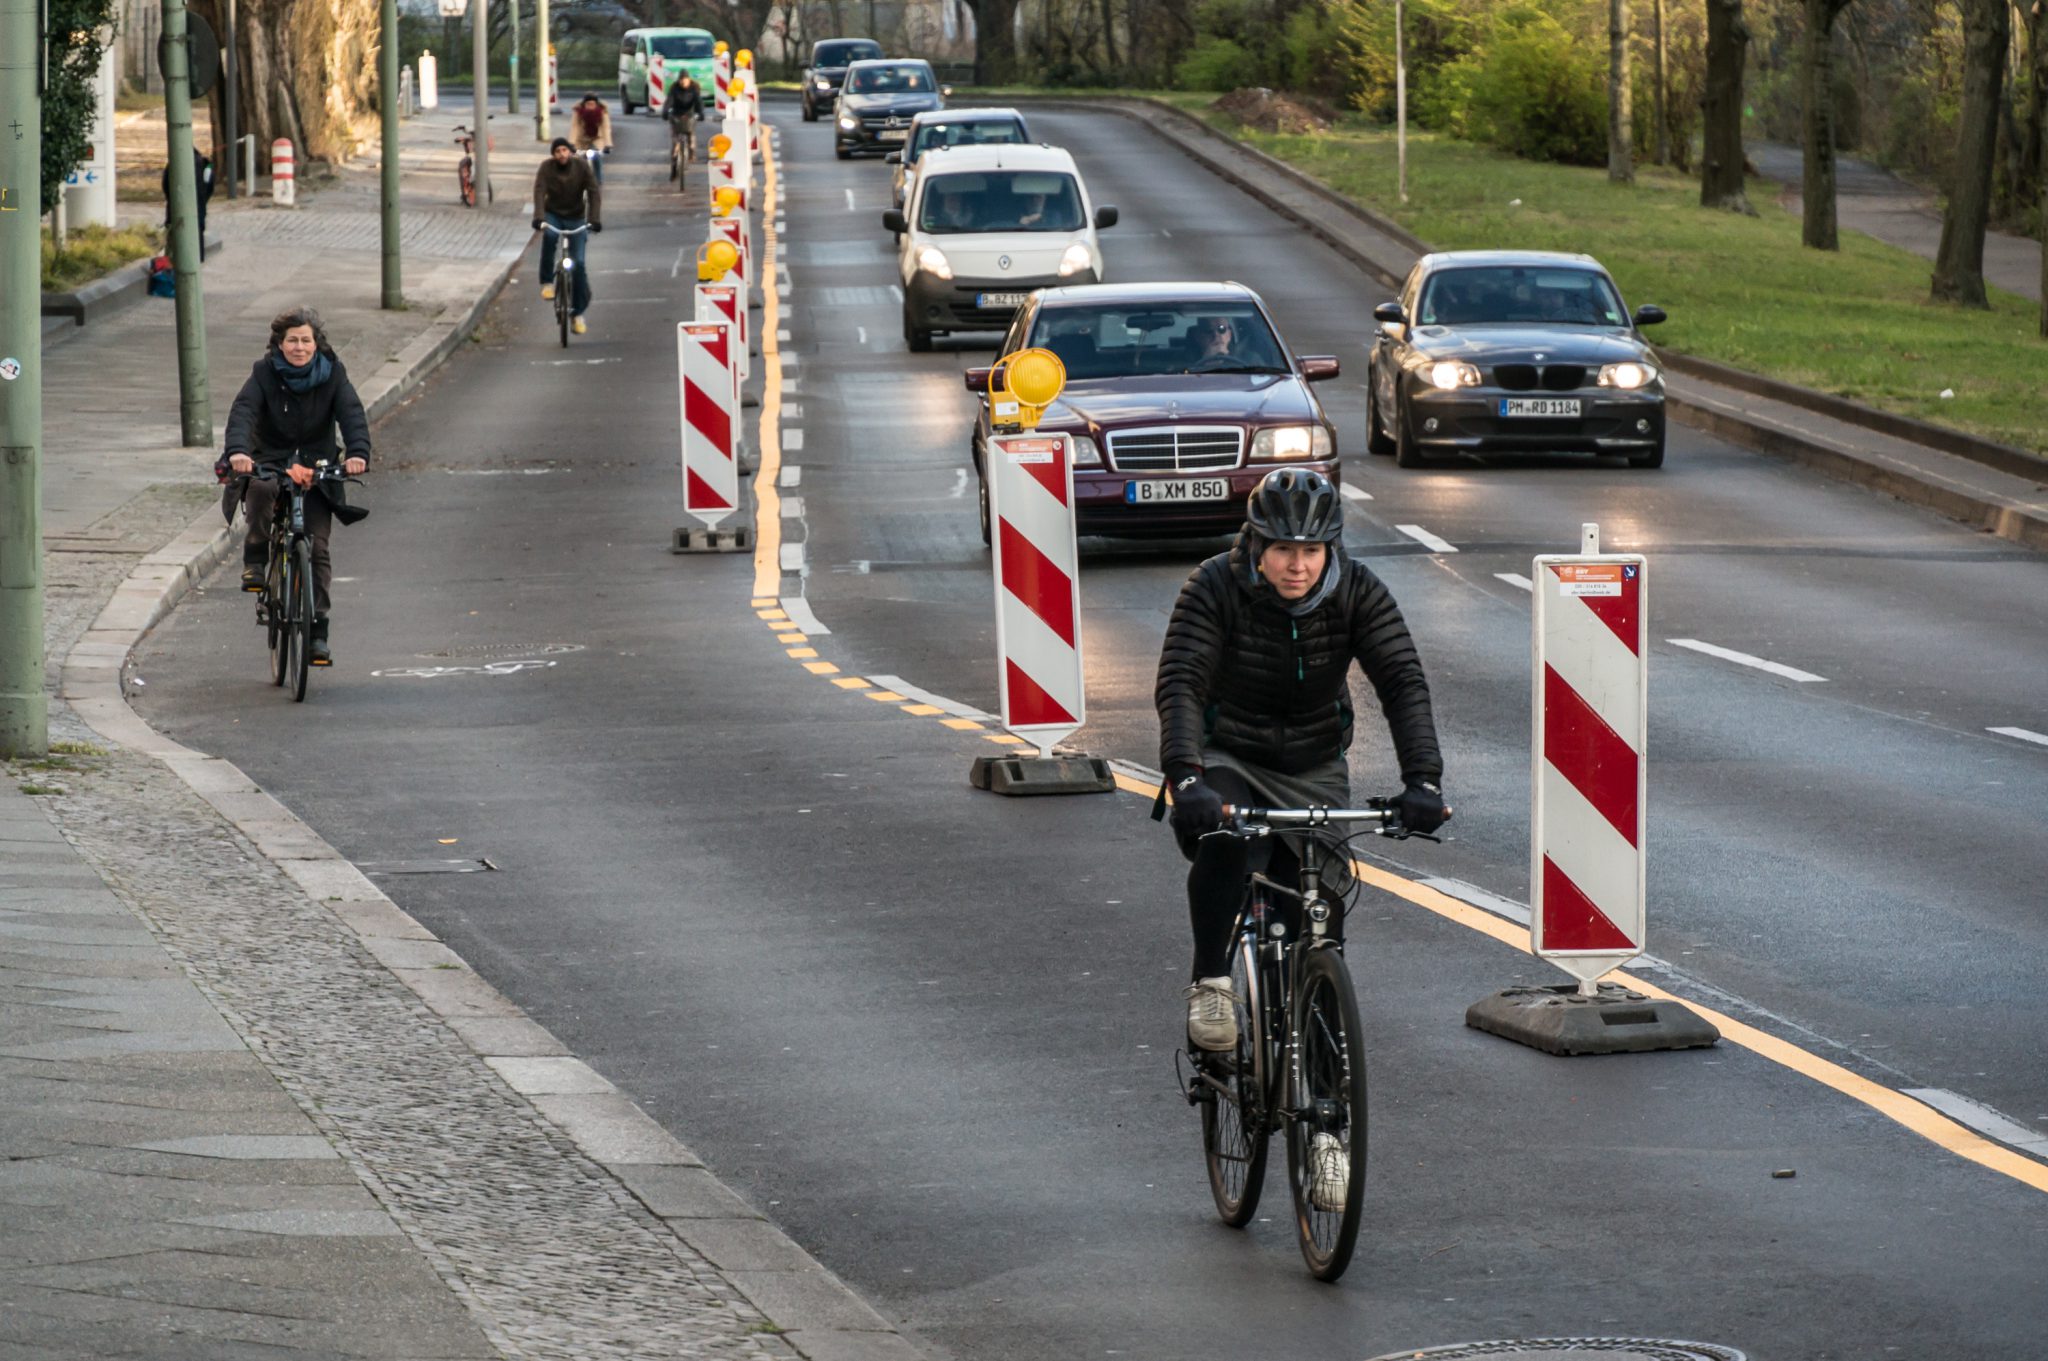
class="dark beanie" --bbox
[550,137,573,152]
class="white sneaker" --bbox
[1309,1132,1348,1212]
[1185,976,1238,1053]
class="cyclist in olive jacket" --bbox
[1155,468,1446,1054]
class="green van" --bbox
[617,28,718,113]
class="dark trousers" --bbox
[243,477,335,616]
[539,213,592,317]
[1177,767,1312,981]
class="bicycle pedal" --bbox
[310,657,333,667]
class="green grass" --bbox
[42,223,163,291]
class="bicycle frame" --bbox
[1235,821,1357,1133]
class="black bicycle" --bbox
[542,219,592,347]
[1184,799,1447,1282]
[248,463,357,702]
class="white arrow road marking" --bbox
[1987,726,2048,747]
[1668,638,1827,683]
[1395,524,1458,553]
[950,469,968,499]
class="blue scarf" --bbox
[270,348,332,394]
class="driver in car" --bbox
[1190,315,1240,366]
[928,185,978,232]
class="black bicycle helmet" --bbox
[1245,468,1342,543]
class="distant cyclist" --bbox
[1155,468,1446,1053]
[663,72,705,172]
[569,93,613,181]
[217,307,370,667]
[532,137,602,335]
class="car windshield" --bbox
[649,34,714,59]
[1417,266,1628,326]
[846,63,932,93]
[918,171,1083,234]
[909,118,1027,162]
[816,41,882,67]
[1028,302,1289,380]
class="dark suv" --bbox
[801,38,883,122]
[965,282,1342,542]
[833,59,946,159]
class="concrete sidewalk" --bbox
[9,115,919,1360]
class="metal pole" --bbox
[222,0,238,196]
[380,0,401,307]
[534,0,549,142]
[472,0,489,207]
[1395,0,1408,204]
[162,0,212,445]
[0,0,49,754]
[507,0,519,114]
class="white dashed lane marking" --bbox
[1394,524,1458,554]
[1987,726,2048,748]
[1495,572,1533,591]
[1668,638,1827,683]
[1340,484,1373,503]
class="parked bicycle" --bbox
[454,121,495,208]
[249,462,360,702]
[541,221,592,347]
[1183,798,1447,1282]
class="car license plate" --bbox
[976,292,1028,309]
[1498,397,1581,418]
[1125,478,1230,504]
[879,129,907,142]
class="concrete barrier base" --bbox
[672,525,752,553]
[969,753,1116,797]
[1467,982,1720,1056]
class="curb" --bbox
[55,162,926,1361]
[40,233,227,340]
[998,92,2048,550]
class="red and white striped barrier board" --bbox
[713,53,730,115]
[677,321,739,529]
[1531,534,1648,984]
[647,56,668,114]
[987,432,1087,756]
[695,279,747,382]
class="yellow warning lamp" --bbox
[988,347,1066,432]
[709,133,733,159]
[713,185,744,217]
[714,40,729,55]
[697,239,740,282]
[728,70,749,96]
[735,49,754,68]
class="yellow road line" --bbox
[752,128,785,602]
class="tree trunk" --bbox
[1099,0,1118,69]
[1609,0,1633,182]
[1930,0,2010,306]
[1653,0,1669,165]
[1700,0,1754,213]
[1800,0,1853,250]
[193,0,378,171]
[964,0,1019,83]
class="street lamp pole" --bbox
[0,0,49,754]
[1395,0,1408,204]
[534,0,550,141]
[162,0,211,445]
[380,0,402,306]
[471,0,489,206]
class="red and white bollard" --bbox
[270,138,295,206]
[674,320,747,552]
[695,280,745,383]
[987,430,1088,755]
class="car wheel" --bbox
[977,472,993,547]
[904,304,934,353]
[835,144,852,161]
[1393,392,1427,469]
[1366,373,1395,457]
[620,85,635,115]
[802,99,816,122]
[1627,435,1666,469]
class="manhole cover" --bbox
[1365,1342,1745,1361]
[416,642,585,659]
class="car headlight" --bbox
[915,245,953,280]
[1070,435,1103,468]
[1250,425,1333,462]
[1427,361,1482,390]
[837,113,858,130]
[814,78,831,89]
[1597,361,1659,389]
[1057,242,1094,278]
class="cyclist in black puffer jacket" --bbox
[1155,468,1446,1054]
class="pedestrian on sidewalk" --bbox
[533,138,602,334]
[216,307,372,667]
[570,94,613,182]
[161,145,215,260]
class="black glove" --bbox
[531,219,543,231]
[1169,772,1225,840]
[590,222,603,233]
[1396,779,1448,835]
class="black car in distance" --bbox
[800,38,883,122]
[1367,250,1670,469]
[833,59,947,159]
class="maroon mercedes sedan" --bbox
[965,282,1341,542]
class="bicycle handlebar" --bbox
[1209,800,1453,839]
[541,222,593,235]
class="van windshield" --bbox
[918,171,1083,234]
[845,63,932,94]
[1029,302,1289,380]
[649,35,715,59]
[909,118,1027,163]
[815,40,883,67]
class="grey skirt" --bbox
[1202,746,1350,810]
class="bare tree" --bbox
[1700,0,1754,212]
[1930,0,2010,305]
[1653,0,1669,165]
[1799,0,1856,249]
[1610,0,1634,182]
[963,0,1020,82]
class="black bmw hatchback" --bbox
[1366,250,1670,468]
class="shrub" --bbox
[1175,36,1253,92]
[1453,9,1607,166]
[41,223,165,291]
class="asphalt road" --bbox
[136,101,2048,1360]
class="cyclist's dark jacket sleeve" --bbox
[1345,563,1441,785]
[1155,554,1233,783]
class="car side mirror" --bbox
[1372,301,1405,326]
[964,366,994,393]
[882,208,908,234]
[1633,304,1667,327]
[884,150,902,165]
[1093,204,1119,230]
[1298,355,1340,382]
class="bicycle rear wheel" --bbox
[289,541,314,702]
[266,547,289,686]
[1200,932,1270,1226]
[1286,947,1368,1281]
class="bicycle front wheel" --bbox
[1286,947,1368,1281]
[1200,932,1270,1226]
[557,265,571,347]
[289,540,314,703]
[266,548,289,686]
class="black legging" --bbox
[1176,767,1316,981]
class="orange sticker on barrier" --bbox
[1551,562,1625,597]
